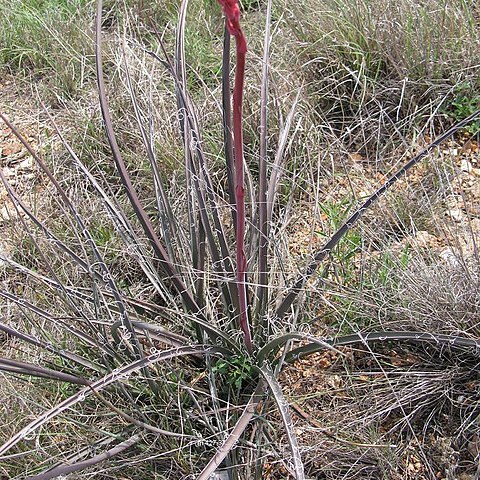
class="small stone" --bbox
[447,209,463,221]
[0,242,12,267]
[17,155,32,169]
[1,143,22,157]
[467,434,480,459]
[415,230,438,248]
[470,183,480,200]
[440,248,460,267]
[0,205,13,221]
[461,159,473,173]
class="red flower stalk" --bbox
[217,0,252,354]
[217,0,247,53]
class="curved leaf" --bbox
[257,364,304,479]
[0,357,89,385]
[28,433,141,480]
[257,332,342,365]
[283,330,480,364]
[276,107,480,319]
[0,345,226,456]
[95,0,199,316]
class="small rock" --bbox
[0,206,11,221]
[349,152,364,163]
[1,143,22,157]
[415,230,438,248]
[468,434,480,459]
[0,242,12,267]
[210,471,231,480]
[462,139,479,153]
[447,209,463,221]
[461,159,473,173]
[470,183,480,200]
[440,248,460,267]
[19,156,33,169]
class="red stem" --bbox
[216,0,252,353]
[232,34,252,354]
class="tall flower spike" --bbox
[216,0,252,353]
[217,0,247,52]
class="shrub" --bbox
[1,0,480,478]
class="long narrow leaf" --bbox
[111,319,189,349]
[0,320,101,371]
[222,26,236,226]
[0,290,102,350]
[255,0,273,319]
[0,168,89,272]
[43,109,179,307]
[283,330,480,364]
[256,332,344,365]
[276,107,480,319]
[0,358,89,385]
[258,364,304,479]
[28,433,141,480]
[1,269,238,355]
[95,0,199,316]
[0,345,226,456]
[0,172,103,341]
[171,10,238,316]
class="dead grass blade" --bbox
[28,433,141,480]
[258,364,305,479]
[0,111,141,357]
[44,109,177,306]
[266,92,301,225]
[0,167,89,272]
[197,380,266,480]
[276,107,480,319]
[122,46,177,259]
[0,345,224,456]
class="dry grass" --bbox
[1,0,480,478]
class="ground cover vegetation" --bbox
[0,0,480,478]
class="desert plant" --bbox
[1,0,480,478]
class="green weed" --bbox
[447,82,480,136]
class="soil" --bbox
[1,74,480,479]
